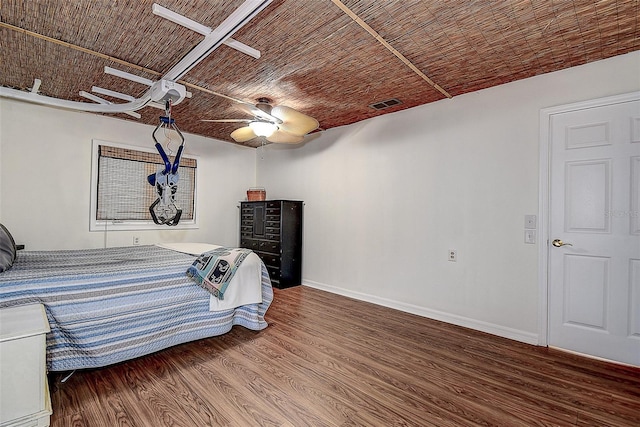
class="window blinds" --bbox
[96,145,196,222]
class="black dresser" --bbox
[240,200,303,289]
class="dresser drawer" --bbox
[266,215,280,223]
[266,233,280,241]
[240,239,260,251]
[265,226,280,235]
[258,240,280,254]
[266,201,281,209]
[257,252,281,267]
[266,266,281,284]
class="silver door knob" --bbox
[552,239,573,247]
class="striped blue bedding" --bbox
[0,245,273,371]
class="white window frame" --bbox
[90,139,199,231]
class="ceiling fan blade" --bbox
[266,129,305,144]
[236,103,258,115]
[200,119,253,123]
[251,106,281,123]
[230,126,258,142]
[270,105,319,136]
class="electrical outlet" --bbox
[448,249,457,262]
[133,236,140,245]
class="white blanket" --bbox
[156,243,263,311]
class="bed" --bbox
[0,224,273,372]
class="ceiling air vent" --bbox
[369,98,402,110]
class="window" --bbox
[90,139,198,231]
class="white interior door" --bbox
[549,97,640,366]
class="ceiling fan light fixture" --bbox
[249,121,278,137]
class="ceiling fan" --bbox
[201,97,319,144]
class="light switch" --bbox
[525,215,537,229]
[524,230,536,244]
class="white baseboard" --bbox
[302,280,539,346]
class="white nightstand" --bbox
[0,304,52,427]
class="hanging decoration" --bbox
[147,100,185,226]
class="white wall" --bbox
[0,100,256,250]
[257,51,640,344]
[1,52,638,343]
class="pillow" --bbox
[0,223,17,272]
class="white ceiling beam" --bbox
[152,3,261,59]
[79,91,142,118]
[223,39,260,59]
[30,78,42,93]
[91,86,136,102]
[0,85,151,114]
[104,66,154,86]
[152,3,212,35]
[163,0,272,81]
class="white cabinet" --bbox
[0,304,52,427]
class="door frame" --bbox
[537,90,640,347]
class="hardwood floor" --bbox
[49,286,640,426]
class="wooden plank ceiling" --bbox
[1,0,639,147]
